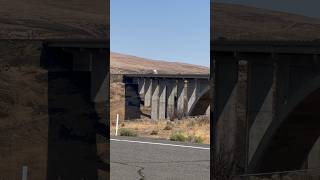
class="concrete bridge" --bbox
[41,39,109,179]
[212,40,320,175]
[123,74,210,120]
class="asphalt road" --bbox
[110,136,210,180]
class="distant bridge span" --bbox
[123,74,211,120]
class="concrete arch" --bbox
[188,86,210,116]
[249,75,320,173]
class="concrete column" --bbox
[151,79,159,120]
[206,105,210,116]
[73,52,92,71]
[159,80,167,120]
[144,79,152,107]
[138,78,145,99]
[248,61,276,165]
[91,52,108,103]
[177,79,186,118]
[187,79,200,114]
[166,79,177,120]
[308,138,320,168]
[215,59,248,174]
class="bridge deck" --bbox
[212,40,320,54]
[44,39,109,49]
[0,38,109,49]
[123,74,210,79]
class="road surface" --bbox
[110,136,210,180]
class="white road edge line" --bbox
[110,138,210,150]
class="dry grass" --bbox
[110,116,210,144]
[110,82,125,123]
[110,52,209,74]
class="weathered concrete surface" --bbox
[123,75,210,121]
[177,80,186,118]
[159,80,167,120]
[166,79,177,120]
[151,79,159,120]
[213,40,320,175]
[138,78,145,98]
[187,79,200,113]
[144,79,152,107]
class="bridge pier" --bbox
[138,78,145,100]
[41,41,109,179]
[248,59,276,169]
[159,80,167,120]
[151,79,160,120]
[187,79,200,114]
[177,80,187,118]
[144,79,152,107]
[166,79,177,120]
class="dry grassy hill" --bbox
[0,0,108,39]
[212,2,320,41]
[110,52,209,74]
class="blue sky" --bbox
[111,0,210,67]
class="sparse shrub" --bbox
[119,128,137,137]
[150,129,158,135]
[163,121,173,130]
[170,131,186,142]
[187,120,196,128]
[187,135,204,144]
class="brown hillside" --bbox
[0,0,108,39]
[212,2,320,41]
[110,52,209,74]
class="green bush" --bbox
[170,131,186,142]
[119,128,137,137]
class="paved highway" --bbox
[110,136,210,180]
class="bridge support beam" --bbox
[151,79,160,120]
[308,138,320,168]
[215,57,248,174]
[91,53,108,103]
[177,80,186,118]
[159,80,167,120]
[138,78,145,99]
[144,79,152,107]
[187,79,200,114]
[248,60,276,168]
[166,79,177,120]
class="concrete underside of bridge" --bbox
[123,75,211,120]
[0,40,109,179]
[43,41,109,179]
[212,41,320,175]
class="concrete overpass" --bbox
[41,39,109,179]
[212,40,320,175]
[123,74,210,120]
